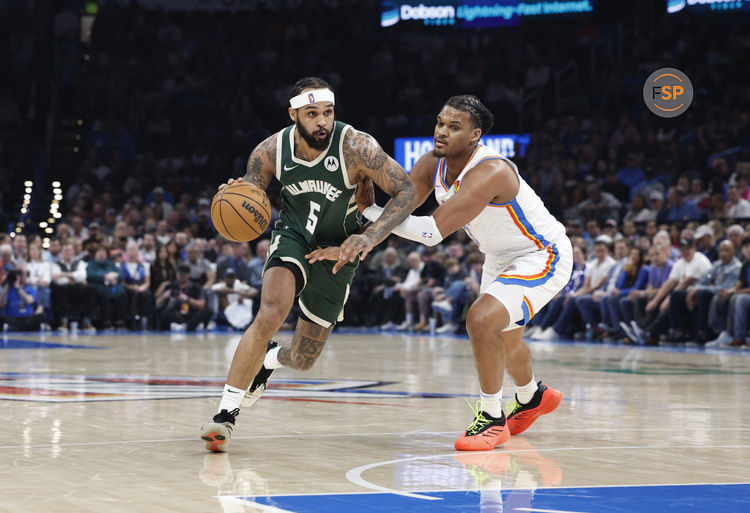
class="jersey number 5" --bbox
[305,201,321,234]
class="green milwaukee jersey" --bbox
[274,120,362,247]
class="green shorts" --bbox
[263,227,358,327]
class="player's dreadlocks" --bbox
[444,95,494,135]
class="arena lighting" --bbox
[52,181,60,188]
[9,232,15,238]
[25,187,32,193]
[53,188,62,194]
[76,119,82,126]
[53,212,62,219]
[47,218,54,224]
[39,222,48,228]
[42,238,50,249]
[23,194,30,200]
[44,227,54,234]
[15,227,21,233]
[20,208,27,214]
[24,180,33,187]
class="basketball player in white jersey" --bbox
[308,95,573,450]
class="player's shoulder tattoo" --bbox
[342,128,388,172]
[244,133,277,190]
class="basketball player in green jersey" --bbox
[200,77,418,452]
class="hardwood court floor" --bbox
[1,330,749,512]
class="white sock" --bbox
[263,345,283,369]
[515,377,538,405]
[405,313,414,325]
[218,384,244,414]
[480,388,504,418]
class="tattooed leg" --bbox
[278,318,334,371]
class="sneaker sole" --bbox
[508,388,562,436]
[200,422,231,453]
[454,426,510,451]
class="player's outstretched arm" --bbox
[338,129,419,262]
[361,159,517,246]
[218,134,277,192]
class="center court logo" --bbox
[643,67,693,118]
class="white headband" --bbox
[289,88,335,109]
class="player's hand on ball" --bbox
[333,233,375,274]
[218,176,244,191]
[305,246,342,263]
[355,175,375,213]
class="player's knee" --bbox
[466,301,510,338]
[254,303,287,334]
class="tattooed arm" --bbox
[218,133,277,191]
[334,129,418,271]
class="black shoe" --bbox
[200,408,238,453]
[242,340,277,408]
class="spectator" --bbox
[596,238,631,334]
[121,241,153,330]
[395,251,425,331]
[717,237,750,347]
[139,232,157,264]
[604,247,649,341]
[665,187,700,223]
[25,242,52,326]
[642,232,712,344]
[0,268,43,331]
[431,257,469,334]
[727,225,746,261]
[12,234,27,262]
[184,240,216,287]
[616,153,645,196]
[216,243,249,285]
[154,264,213,331]
[370,247,406,329]
[626,243,673,345]
[414,249,447,331]
[725,184,750,219]
[155,220,171,246]
[151,244,177,296]
[86,245,127,329]
[577,182,621,224]
[247,239,269,291]
[687,178,709,209]
[0,244,17,282]
[537,238,615,340]
[694,224,719,262]
[623,195,655,223]
[682,240,741,344]
[211,267,257,330]
[150,186,173,221]
[51,243,91,331]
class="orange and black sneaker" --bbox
[454,401,510,451]
[200,408,237,453]
[506,382,562,436]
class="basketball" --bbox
[211,181,271,242]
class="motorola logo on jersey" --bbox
[324,156,340,172]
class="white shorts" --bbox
[480,237,573,332]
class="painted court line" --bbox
[2,426,750,450]
[345,445,750,499]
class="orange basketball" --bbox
[211,181,271,242]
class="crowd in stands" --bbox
[1,3,749,347]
